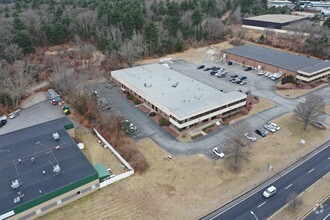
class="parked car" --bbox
[240,76,247,80]
[217,72,227,78]
[231,74,238,78]
[196,65,205,69]
[264,72,271,77]
[264,124,276,133]
[269,123,280,131]
[312,121,326,130]
[255,129,266,137]
[244,133,256,142]
[232,78,239,83]
[212,67,221,70]
[213,147,225,158]
[204,67,212,71]
[263,186,277,198]
[239,81,246,85]
[227,60,233,65]
[121,120,137,133]
[9,109,21,119]
[0,115,7,121]
[268,73,273,78]
[258,71,265,76]
[0,119,7,127]
[210,70,219,75]
[236,79,243,84]
[244,66,252,71]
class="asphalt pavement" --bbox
[202,142,330,220]
[303,197,330,220]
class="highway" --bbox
[202,142,330,220]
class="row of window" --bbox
[298,69,330,78]
[170,98,246,124]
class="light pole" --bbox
[250,211,259,220]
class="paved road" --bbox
[202,142,330,220]
[304,197,330,220]
[98,59,330,158]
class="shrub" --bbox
[254,96,259,101]
[126,93,134,100]
[159,118,170,126]
[281,75,296,85]
[133,99,141,105]
[149,112,156,116]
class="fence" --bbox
[93,129,134,188]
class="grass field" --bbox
[39,113,329,220]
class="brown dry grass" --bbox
[325,105,330,115]
[270,173,330,220]
[39,113,329,220]
[138,41,234,65]
[229,98,276,124]
[275,83,328,98]
[75,126,125,175]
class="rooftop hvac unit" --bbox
[11,179,20,189]
[52,132,60,141]
[53,164,61,174]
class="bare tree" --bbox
[225,121,252,172]
[0,61,35,109]
[294,94,325,130]
[232,28,246,46]
[287,193,303,211]
[118,31,144,67]
[3,43,23,64]
[202,18,225,37]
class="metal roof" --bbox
[298,60,330,74]
[244,14,305,24]
[0,118,97,214]
[112,64,246,119]
[223,44,322,72]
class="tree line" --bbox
[0,0,291,65]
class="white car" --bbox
[213,147,225,158]
[258,71,265,76]
[269,123,280,131]
[239,81,246,85]
[263,186,277,198]
[264,124,276,133]
[244,133,256,142]
[264,72,270,77]
[9,109,21,119]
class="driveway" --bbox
[98,60,330,156]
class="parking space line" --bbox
[257,202,266,208]
[308,168,315,173]
[285,184,293,189]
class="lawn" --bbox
[325,105,330,115]
[39,113,329,220]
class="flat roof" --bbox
[112,64,246,119]
[0,118,97,214]
[244,14,306,24]
[298,60,330,74]
[223,44,323,72]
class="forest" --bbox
[0,0,290,65]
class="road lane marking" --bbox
[323,213,330,220]
[285,184,293,189]
[308,168,315,173]
[257,202,266,208]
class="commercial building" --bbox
[220,44,330,83]
[0,117,99,220]
[112,64,247,131]
[243,14,307,29]
[268,1,294,8]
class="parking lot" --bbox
[169,59,278,98]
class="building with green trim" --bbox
[0,117,99,220]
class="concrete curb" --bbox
[200,139,329,220]
[268,173,329,220]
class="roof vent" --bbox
[53,164,61,174]
[144,83,147,87]
[172,82,179,88]
[52,132,60,141]
[11,179,20,189]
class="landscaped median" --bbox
[39,113,329,220]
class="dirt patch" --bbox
[275,83,328,98]
[270,173,330,220]
[325,105,330,115]
[138,41,234,65]
[20,91,47,109]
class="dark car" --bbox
[196,65,205,69]
[212,67,221,70]
[240,76,247,80]
[0,120,7,127]
[204,67,212,71]
[244,67,252,71]
[255,129,266,137]
[236,79,243,84]
[231,74,238,78]
[210,70,219,75]
[227,60,233,65]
